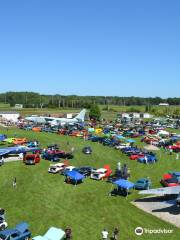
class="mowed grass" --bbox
[0,128,180,239]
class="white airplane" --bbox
[139,186,180,208]
[25,109,86,126]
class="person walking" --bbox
[102,229,108,239]
[112,227,119,240]
[13,177,17,188]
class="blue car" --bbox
[137,155,157,164]
[135,178,151,190]
[0,222,31,240]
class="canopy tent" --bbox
[44,227,65,240]
[126,139,135,143]
[65,170,85,185]
[116,135,125,140]
[113,179,134,190]
[32,227,65,240]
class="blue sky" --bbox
[0,0,179,97]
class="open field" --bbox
[0,127,180,239]
[0,103,180,120]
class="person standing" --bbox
[65,226,72,240]
[13,177,17,188]
[102,229,108,239]
[112,227,119,240]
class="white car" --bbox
[90,168,109,180]
[115,143,130,150]
[0,217,8,231]
[61,165,76,175]
[48,163,66,174]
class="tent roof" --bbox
[66,170,85,181]
[44,227,65,240]
[126,139,135,143]
[113,179,134,190]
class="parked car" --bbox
[160,177,180,187]
[90,165,112,180]
[23,153,41,165]
[48,163,67,174]
[0,217,8,231]
[73,166,96,177]
[134,178,151,190]
[82,147,92,154]
[0,222,31,240]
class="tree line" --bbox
[0,92,180,108]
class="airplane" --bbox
[25,109,87,126]
[139,186,180,208]
[0,146,40,155]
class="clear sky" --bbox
[0,0,179,97]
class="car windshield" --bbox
[137,180,145,184]
[26,156,34,160]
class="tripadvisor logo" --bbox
[135,227,173,236]
[135,227,143,236]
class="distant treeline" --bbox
[0,92,180,108]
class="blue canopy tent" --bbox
[116,135,125,140]
[126,139,136,143]
[113,179,135,189]
[65,170,85,185]
[111,179,135,197]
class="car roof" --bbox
[137,178,148,181]
[97,168,107,172]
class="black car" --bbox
[82,147,92,154]
[74,166,96,177]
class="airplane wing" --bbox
[139,186,180,195]
[0,149,11,156]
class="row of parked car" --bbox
[48,162,113,180]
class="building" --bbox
[0,112,20,122]
[118,112,153,119]
[159,103,169,106]
[14,104,23,109]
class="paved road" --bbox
[133,196,180,228]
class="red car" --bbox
[160,178,180,187]
[130,154,145,160]
[23,153,41,165]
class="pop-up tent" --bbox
[126,139,135,143]
[32,227,65,240]
[111,179,135,197]
[113,179,135,190]
[65,170,85,185]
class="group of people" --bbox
[102,227,119,240]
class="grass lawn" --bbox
[0,127,180,239]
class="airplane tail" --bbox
[74,109,86,122]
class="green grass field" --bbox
[0,128,180,239]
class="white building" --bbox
[14,104,23,109]
[0,112,20,122]
[159,103,169,106]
